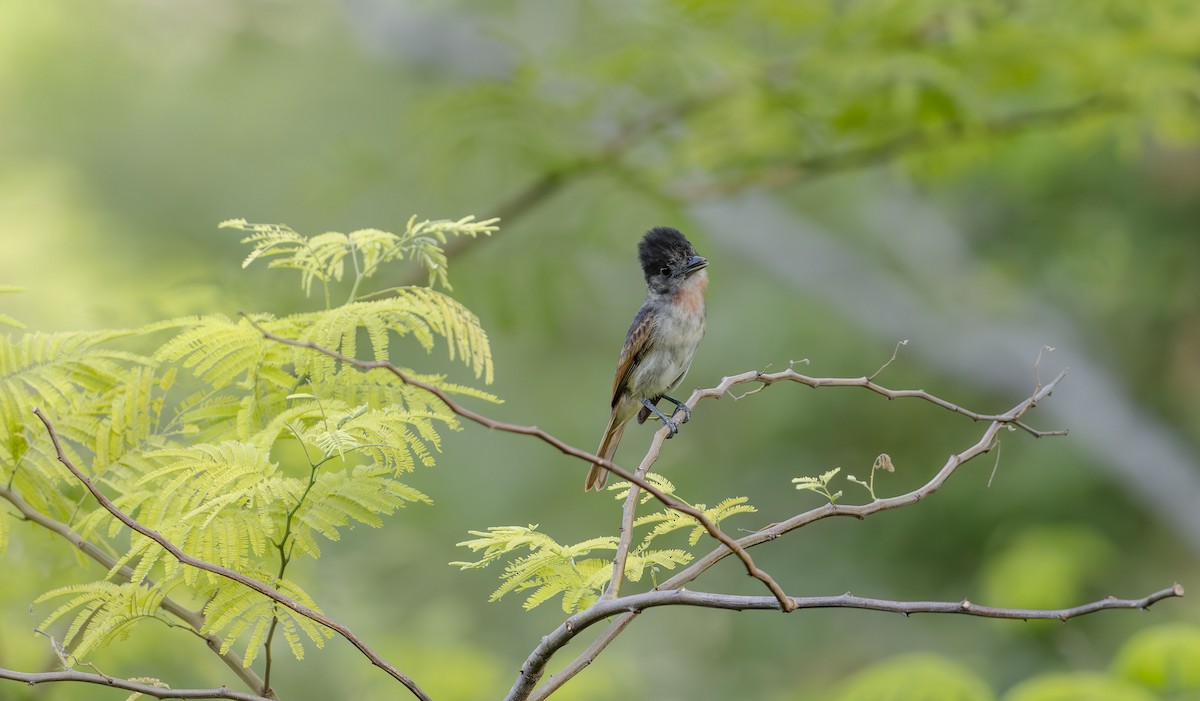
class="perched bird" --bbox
[584,227,709,491]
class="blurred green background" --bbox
[1,1,1198,700]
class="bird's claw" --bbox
[663,418,679,438]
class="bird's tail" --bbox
[584,416,627,491]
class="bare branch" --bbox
[0,666,274,701]
[408,80,738,279]
[245,316,796,611]
[0,484,274,699]
[30,408,433,701]
[524,370,1068,699]
[511,583,1182,701]
[696,366,1067,437]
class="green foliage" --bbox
[978,525,1114,611]
[453,476,754,612]
[1112,623,1200,695]
[36,581,170,662]
[453,526,623,613]
[1001,673,1158,701]
[1,217,496,668]
[440,0,1200,191]
[793,467,844,504]
[833,653,995,701]
[222,215,499,301]
[634,497,756,547]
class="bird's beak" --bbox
[685,255,708,274]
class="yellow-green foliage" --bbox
[834,653,995,701]
[452,474,755,612]
[1002,673,1158,701]
[1112,623,1200,695]
[1,216,497,668]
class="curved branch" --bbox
[510,583,1182,700]
[0,484,274,699]
[711,365,1067,437]
[673,96,1129,200]
[0,666,274,701]
[525,369,1068,699]
[245,316,795,611]
[30,408,433,701]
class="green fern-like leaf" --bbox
[301,404,440,469]
[221,215,498,296]
[623,549,693,583]
[201,577,332,667]
[153,314,281,389]
[634,497,757,547]
[607,472,679,504]
[0,330,156,519]
[452,526,621,612]
[36,581,170,661]
[281,291,494,384]
[287,463,431,559]
[80,442,287,584]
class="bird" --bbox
[584,226,709,491]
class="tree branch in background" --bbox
[412,80,738,279]
[246,316,797,611]
[523,368,1071,699]
[30,408,434,701]
[443,88,1132,271]
[0,484,275,699]
[674,95,1129,200]
[0,667,274,701]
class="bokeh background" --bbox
[2,2,1199,700]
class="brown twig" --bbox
[244,316,796,611]
[0,666,274,701]
[716,366,1067,437]
[524,370,1068,699]
[0,484,275,699]
[30,408,433,701]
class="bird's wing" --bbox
[611,303,654,407]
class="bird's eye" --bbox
[659,266,670,277]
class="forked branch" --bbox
[521,369,1072,699]
[30,408,433,701]
[246,316,795,610]
[513,584,1183,701]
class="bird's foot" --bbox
[661,395,691,424]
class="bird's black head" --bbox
[638,226,707,293]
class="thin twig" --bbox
[244,317,796,611]
[0,484,274,699]
[30,408,433,701]
[406,80,738,280]
[0,666,274,701]
[523,370,1067,699]
[698,367,1067,437]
